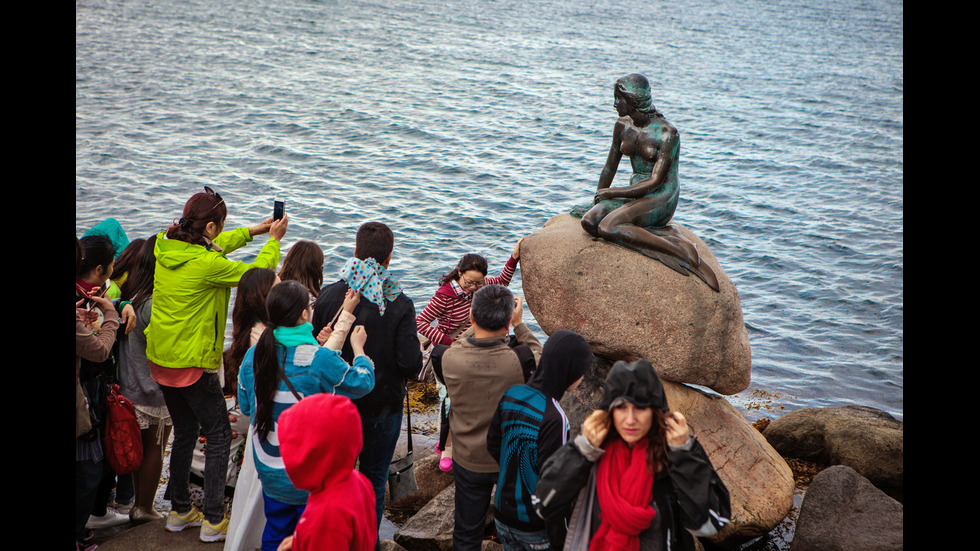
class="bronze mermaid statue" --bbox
[579,73,719,292]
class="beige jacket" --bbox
[75,307,120,438]
[442,322,542,472]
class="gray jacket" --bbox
[118,299,167,408]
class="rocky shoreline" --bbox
[87,379,901,551]
[383,380,902,551]
[89,213,902,550]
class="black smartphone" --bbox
[274,199,285,221]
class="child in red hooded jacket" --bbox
[276,393,377,551]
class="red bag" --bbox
[103,384,143,474]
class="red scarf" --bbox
[590,438,656,551]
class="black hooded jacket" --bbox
[311,279,422,414]
[532,359,732,551]
[486,330,594,533]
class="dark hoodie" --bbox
[278,393,377,551]
[486,330,595,533]
[598,358,670,413]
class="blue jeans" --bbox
[453,463,498,551]
[356,405,403,551]
[159,371,231,524]
[494,519,553,551]
[261,493,306,551]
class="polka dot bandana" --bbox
[340,257,403,315]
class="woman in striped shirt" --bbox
[415,237,524,470]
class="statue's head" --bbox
[614,74,659,118]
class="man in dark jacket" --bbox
[311,222,422,550]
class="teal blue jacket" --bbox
[237,323,375,505]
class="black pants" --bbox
[452,462,498,551]
[159,371,231,524]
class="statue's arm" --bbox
[596,120,624,192]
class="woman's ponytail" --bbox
[250,281,314,442]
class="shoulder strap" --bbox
[446,324,467,342]
[512,344,536,383]
[404,393,413,454]
[430,344,450,385]
[279,367,302,401]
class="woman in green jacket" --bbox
[146,187,288,543]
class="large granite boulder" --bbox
[762,405,903,501]
[521,213,751,395]
[791,465,903,551]
[559,356,795,546]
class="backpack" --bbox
[103,384,143,474]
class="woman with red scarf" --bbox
[532,359,731,551]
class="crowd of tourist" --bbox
[75,187,730,551]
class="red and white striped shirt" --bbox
[416,256,518,346]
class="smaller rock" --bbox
[763,405,903,501]
[791,465,903,551]
[394,482,498,551]
[394,484,457,551]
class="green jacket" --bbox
[145,227,281,371]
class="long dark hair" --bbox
[438,253,488,287]
[224,268,278,394]
[165,190,227,246]
[111,238,147,286]
[252,281,312,442]
[78,235,116,280]
[605,407,670,474]
[278,240,324,300]
[119,236,158,310]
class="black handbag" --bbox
[388,394,419,502]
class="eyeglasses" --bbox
[460,276,484,289]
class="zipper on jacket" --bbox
[212,313,220,351]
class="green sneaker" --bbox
[199,516,230,543]
[164,506,204,532]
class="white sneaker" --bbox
[86,507,130,529]
[110,500,134,515]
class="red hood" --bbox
[278,393,362,494]
[434,281,462,299]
